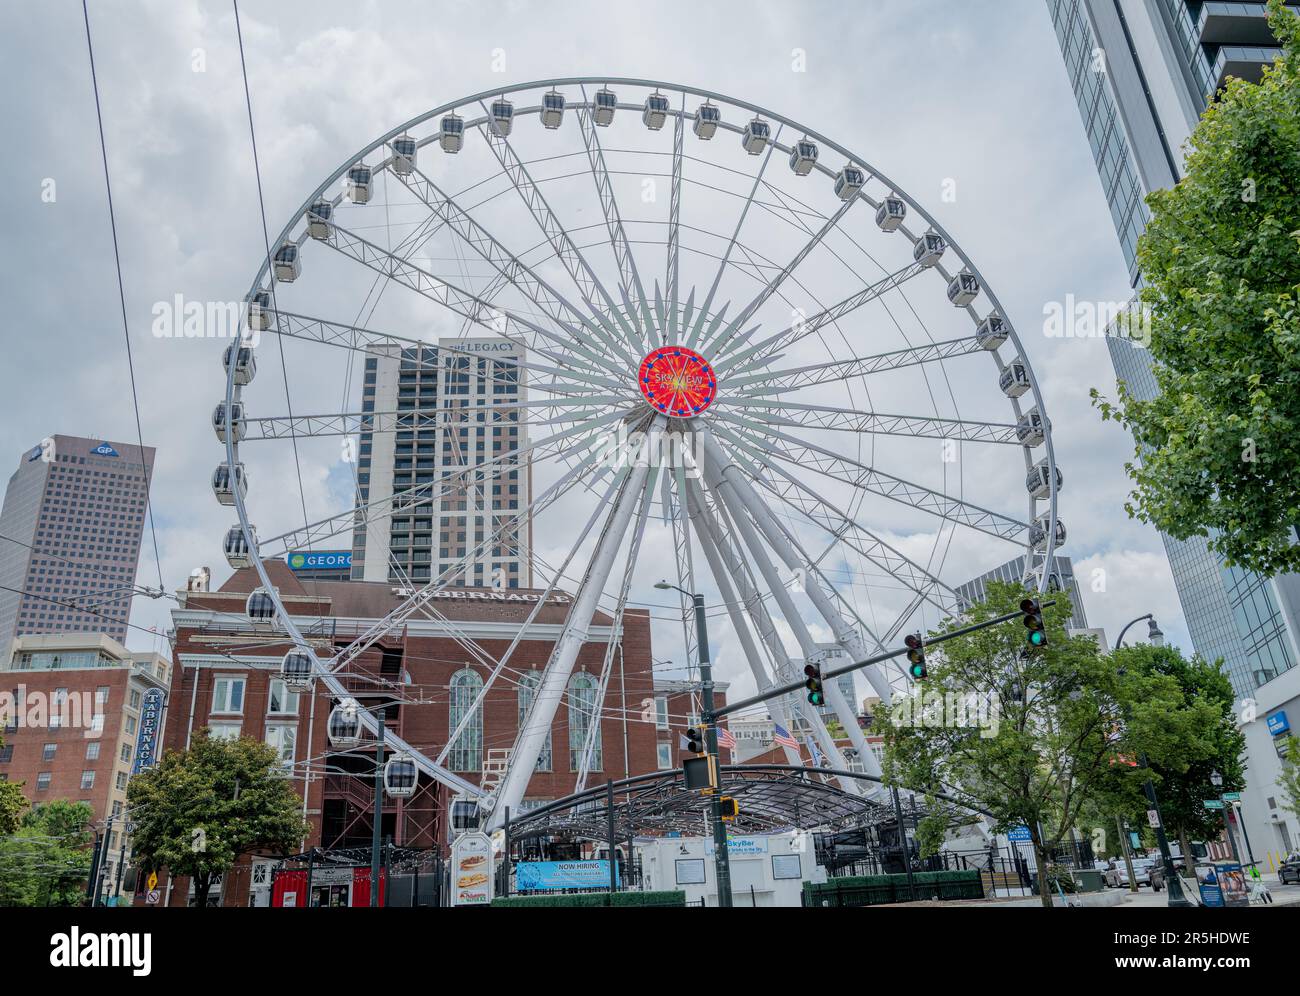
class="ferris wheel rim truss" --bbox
[220,78,1061,826]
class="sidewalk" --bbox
[968,878,1300,908]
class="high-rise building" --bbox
[957,554,1090,629]
[350,339,531,589]
[1046,0,1300,857]
[0,435,154,652]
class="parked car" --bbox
[1104,857,1162,889]
[1279,853,1300,885]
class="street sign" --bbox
[146,889,160,905]
[1006,826,1032,843]
[1221,791,1241,802]
[1147,809,1160,828]
[1203,799,1225,809]
[146,871,158,891]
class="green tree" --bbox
[127,730,311,906]
[0,800,94,907]
[1280,735,1300,826]
[877,582,1185,908]
[0,734,29,835]
[1093,0,1300,575]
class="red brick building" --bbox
[157,559,671,906]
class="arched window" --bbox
[449,668,483,772]
[567,672,602,773]
[517,671,552,771]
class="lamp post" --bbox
[655,580,732,908]
[1117,615,1191,906]
[1210,770,1242,866]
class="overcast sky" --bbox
[0,0,1188,700]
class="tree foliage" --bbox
[0,800,93,907]
[1280,735,1300,825]
[878,582,1190,907]
[126,730,311,906]
[1093,0,1300,574]
[0,734,29,836]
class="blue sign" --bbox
[515,860,617,891]
[1196,864,1224,907]
[1006,826,1032,843]
[288,550,353,572]
[132,687,165,775]
[1267,711,1290,737]
[92,442,120,457]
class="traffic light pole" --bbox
[695,592,733,909]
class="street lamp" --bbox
[1116,613,1163,648]
[654,579,733,908]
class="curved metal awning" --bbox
[505,765,976,842]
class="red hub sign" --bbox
[637,346,717,416]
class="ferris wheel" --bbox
[214,78,1061,827]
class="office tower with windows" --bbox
[1046,0,1300,857]
[957,554,1091,630]
[350,339,532,588]
[0,435,154,654]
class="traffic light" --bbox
[1020,597,1047,648]
[904,633,927,680]
[804,662,824,706]
[685,727,706,754]
[719,797,739,823]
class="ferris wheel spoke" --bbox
[576,86,651,345]
[684,129,785,350]
[665,92,686,344]
[705,196,860,358]
[391,165,634,376]
[490,417,666,823]
[477,106,645,358]
[728,333,988,396]
[712,421,1028,543]
[714,402,1020,445]
[663,449,699,668]
[256,410,624,558]
[330,429,615,676]
[713,260,929,376]
[319,220,626,384]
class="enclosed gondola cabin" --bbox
[946,270,979,307]
[834,165,865,201]
[1029,515,1067,553]
[223,342,257,386]
[541,90,566,129]
[273,243,301,283]
[211,462,247,506]
[693,102,720,139]
[223,525,255,569]
[439,114,464,153]
[347,164,372,204]
[998,358,1031,398]
[490,98,514,136]
[1016,407,1046,447]
[246,290,272,331]
[592,87,617,126]
[913,230,946,267]
[390,134,418,174]
[384,753,418,798]
[212,402,245,444]
[876,196,907,232]
[975,312,1008,350]
[741,118,770,154]
[280,650,314,692]
[306,200,333,240]
[789,139,818,176]
[327,701,362,749]
[1026,459,1063,500]
[642,92,669,130]
[246,587,277,623]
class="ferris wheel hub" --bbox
[637,345,717,416]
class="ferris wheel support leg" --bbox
[699,431,886,789]
[691,470,863,793]
[488,418,665,826]
[684,479,803,768]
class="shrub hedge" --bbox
[803,869,984,907]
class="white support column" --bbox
[688,476,862,793]
[489,418,664,824]
[684,478,802,768]
[699,430,886,788]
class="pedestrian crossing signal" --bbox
[719,797,739,822]
[686,727,706,754]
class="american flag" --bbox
[717,726,736,750]
[773,723,798,750]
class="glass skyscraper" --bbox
[1045,0,1299,701]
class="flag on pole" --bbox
[805,736,826,768]
[773,723,798,750]
[679,734,691,751]
[717,726,736,751]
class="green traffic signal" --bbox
[905,633,927,680]
[804,662,824,706]
[1020,597,1047,649]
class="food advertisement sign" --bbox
[451,832,493,907]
